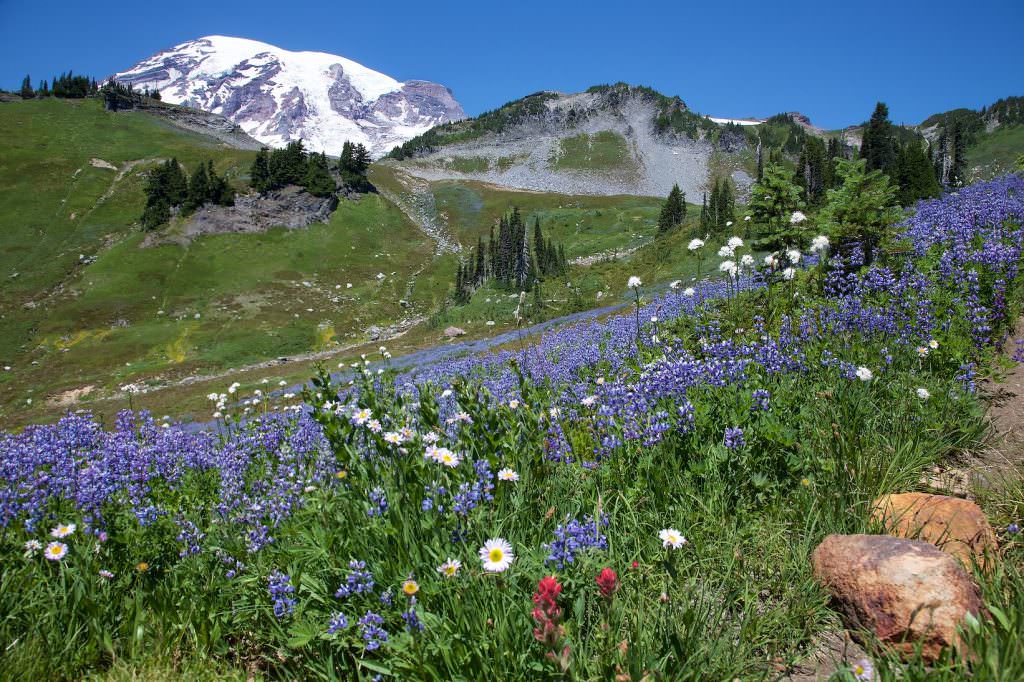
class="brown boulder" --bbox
[812,534,983,662]
[870,493,997,570]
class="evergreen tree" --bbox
[749,162,803,228]
[165,158,188,206]
[894,142,941,206]
[657,183,686,236]
[717,180,734,229]
[699,192,710,231]
[185,163,211,212]
[38,79,49,96]
[820,158,901,267]
[949,121,967,188]
[860,102,898,176]
[304,152,336,197]
[251,148,271,194]
[20,75,34,99]
[796,136,828,205]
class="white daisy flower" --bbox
[479,538,514,572]
[497,468,519,482]
[437,558,462,577]
[659,528,687,549]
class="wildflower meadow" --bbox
[2,176,1024,680]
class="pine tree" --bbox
[949,121,967,188]
[166,158,188,205]
[475,236,486,285]
[796,137,827,205]
[20,74,34,99]
[718,181,734,229]
[304,152,336,197]
[185,163,211,212]
[894,142,941,205]
[860,102,898,176]
[699,192,709,232]
[820,158,901,266]
[657,183,686,236]
[749,162,803,228]
[38,79,49,96]
[251,148,271,194]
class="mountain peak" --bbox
[113,36,465,157]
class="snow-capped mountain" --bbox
[113,35,465,157]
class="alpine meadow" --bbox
[2,5,1024,681]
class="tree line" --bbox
[19,71,98,99]
[454,208,567,303]
[141,159,235,230]
[250,140,372,197]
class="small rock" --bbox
[871,493,998,570]
[443,326,466,338]
[812,534,983,662]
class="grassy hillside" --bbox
[0,99,452,426]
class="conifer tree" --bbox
[304,152,336,197]
[717,180,734,228]
[656,183,686,236]
[894,142,941,205]
[749,162,803,228]
[185,163,211,212]
[20,75,34,99]
[860,102,898,176]
[699,192,709,231]
[949,121,966,188]
[820,158,901,266]
[251,148,271,194]
[38,79,49,96]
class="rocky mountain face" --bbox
[113,35,465,157]
[387,85,756,201]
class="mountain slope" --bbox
[384,84,745,201]
[113,35,465,157]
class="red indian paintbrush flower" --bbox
[596,567,619,599]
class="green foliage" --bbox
[388,92,559,159]
[550,131,633,171]
[251,141,346,196]
[795,136,828,205]
[656,183,686,236]
[894,141,942,206]
[19,74,34,99]
[749,162,803,228]
[50,71,96,99]
[860,102,898,175]
[337,140,373,193]
[819,158,901,265]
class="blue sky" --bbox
[1,0,1021,128]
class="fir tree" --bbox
[749,162,803,228]
[304,152,336,198]
[820,158,901,266]
[20,75,34,99]
[185,163,211,213]
[251,148,271,194]
[949,121,967,188]
[656,183,686,236]
[860,102,898,176]
[894,142,941,206]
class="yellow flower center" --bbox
[136,562,149,572]
[336,471,347,479]
[403,581,418,595]
[488,548,504,563]
[444,566,456,575]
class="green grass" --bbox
[549,131,635,172]
[0,99,455,427]
[967,125,1024,179]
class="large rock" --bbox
[443,326,466,338]
[811,534,983,662]
[870,493,998,570]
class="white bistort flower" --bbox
[627,276,642,289]
[717,245,734,258]
[916,387,931,400]
[719,260,737,274]
[687,238,705,251]
[782,267,796,280]
[786,249,802,264]
[855,366,874,382]
[683,287,696,296]
[727,236,744,249]
[669,280,682,289]
[480,538,514,572]
[790,211,807,224]
[740,254,755,267]
[810,235,830,253]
